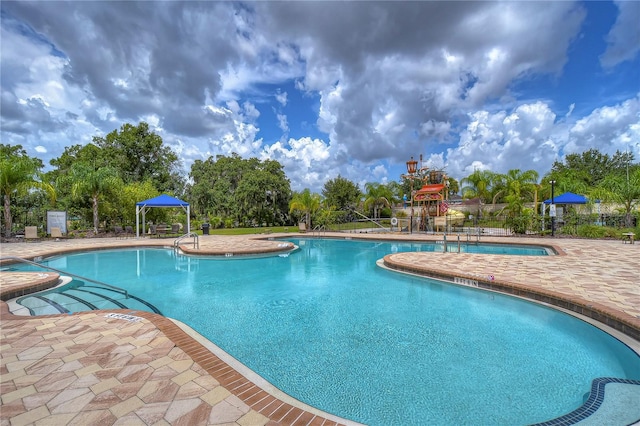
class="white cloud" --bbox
[277,113,289,133]
[565,95,640,155]
[444,96,640,182]
[600,0,640,68]
[263,137,331,189]
[1,1,637,193]
[275,90,287,106]
[446,102,559,179]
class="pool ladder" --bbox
[173,232,199,251]
[440,231,481,253]
[312,224,327,236]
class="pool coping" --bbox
[380,254,640,342]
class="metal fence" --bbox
[324,212,638,237]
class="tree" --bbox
[1,144,55,236]
[188,154,250,220]
[108,180,159,226]
[48,143,108,173]
[386,181,403,205]
[550,148,631,189]
[322,176,361,211]
[447,177,460,196]
[235,160,291,226]
[289,189,321,230]
[363,182,393,219]
[541,168,589,199]
[62,163,122,234]
[46,144,107,218]
[491,169,539,207]
[188,154,291,227]
[460,170,494,203]
[590,168,640,228]
[93,122,184,194]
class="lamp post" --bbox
[550,180,556,237]
[405,157,418,233]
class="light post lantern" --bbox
[405,157,418,233]
[550,180,556,237]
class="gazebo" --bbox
[541,192,588,232]
[135,194,190,238]
[543,192,588,205]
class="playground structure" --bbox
[413,169,451,231]
[401,156,464,232]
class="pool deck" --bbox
[1,232,639,425]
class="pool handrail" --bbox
[312,224,327,236]
[1,256,129,299]
[174,232,199,250]
[349,208,389,231]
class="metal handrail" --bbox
[312,224,327,236]
[349,208,388,231]
[1,256,129,298]
[173,232,199,250]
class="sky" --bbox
[1,1,639,193]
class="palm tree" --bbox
[289,189,321,230]
[363,182,393,219]
[461,170,494,219]
[460,170,494,203]
[590,169,640,228]
[491,169,539,211]
[0,155,55,236]
[63,163,122,234]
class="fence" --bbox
[323,212,638,237]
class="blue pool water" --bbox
[17,239,640,424]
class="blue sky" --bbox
[1,1,639,192]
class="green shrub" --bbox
[505,215,532,235]
[379,207,392,218]
[209,215,223,229]
[576,225,608,239]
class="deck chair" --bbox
[25,226,40,242]
[50,227,66,239]
[149,224,158,238]
[124,226,133,238]
[171,223,181,236]
[298,222,307,233]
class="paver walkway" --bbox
[1,232,639,425]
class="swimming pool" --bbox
[16,239,640,424]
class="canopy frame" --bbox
[135,195,190,238]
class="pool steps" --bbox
[16,279,162,315]
[530,378,640,425]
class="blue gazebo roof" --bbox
[136,194,189,207]
[543,192,587,204]
[135,194,190,237]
